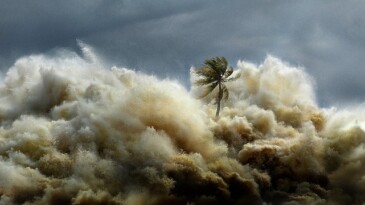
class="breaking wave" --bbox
[0,44,363,204]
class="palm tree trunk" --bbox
[216,81,222,117]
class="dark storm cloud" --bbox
[1,0,365,105]
[0,0,204,68]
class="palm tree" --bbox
[194,56,240,117]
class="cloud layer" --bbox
[1,1,365,105]
[0,44,364,204]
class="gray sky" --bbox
[1,0,365,106]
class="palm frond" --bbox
[224,66,234,79]
[204,56,228,75]
[204,58,219,73]
[199,82,218,98]
[194,66,219,79]
[195,77,217,86]
[194,66,217,77]
[217,57,228,74]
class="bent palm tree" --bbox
[194,56,240,117]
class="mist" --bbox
[0,44,363,204]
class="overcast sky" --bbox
[1,0,365,106]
